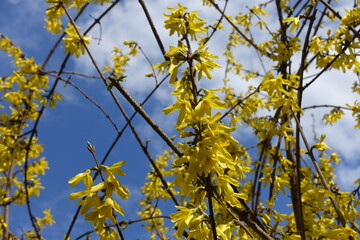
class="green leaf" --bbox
[117,75,127,82]
[107,75,127,91]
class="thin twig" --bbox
[135,42,159,85]
[268,135,282,203]
[48,74,121,133]
[109,78,182,157]
[110,85,180,206]
[224,208,254,238]
[138,0,168,60]
[311,0,331,38]
[292,112,347,227]
[252,138,271,210]
[219,84,261,121]
[63,4,126,239]
[45,70,101,79]
[230,204,274,240]
[206,177,218,240]
[74,216,170,240]
[303,104,351,111]
[99,74,170,167]
[208,0,258,50]
[202,0,228,46]
[61,2,129,238]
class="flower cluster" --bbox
[150,4,253,239]
[44,0,112,58]
[69,161,129,235]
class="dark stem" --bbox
[252,138,270,210]
[292,112,347,227]
[208,0,258,50]
[113,92,180,206]
[109,78,182,157]
[138,0,168,60]
[205,176,218,240]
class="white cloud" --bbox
[5,0,21,4]
[1,0,48,50]
[300,69,360,159]
[337,165,360,191]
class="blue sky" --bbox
[1,0,360,239]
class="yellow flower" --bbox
[63,23,91,57]
[68,169,92,189]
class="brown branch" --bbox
[17,2,122,240]
[275,0,287,42]
[24,51,69,240]
[99,73,170,164]
[144,199,168,240]
[45,70,101,79]
[224,208,255,238]
[293,1,313,39]
[290,0,309,19]
[60,3,129,239]
[252,138,271,210]
[295,7,318,240]
[292,112,347,227]
[135,42,159,85]
[208,0,258,50]
[48,74,121,133]
[3,153,16,239]
[211,185,270,239]
[205,177,218,240]
[219,84,261,121]
[311,0,330,38]
[109,78,182,157]
[73,216,171,240]
[303,104,351,111]
[230,205,274,240]
[202,0,228,46]
[63,4,126,238]
[208,0,270,76]
[268,135,282,203]
[111,89,180,206]
[138,0,168,60]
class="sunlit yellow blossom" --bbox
[63,23,91,57]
